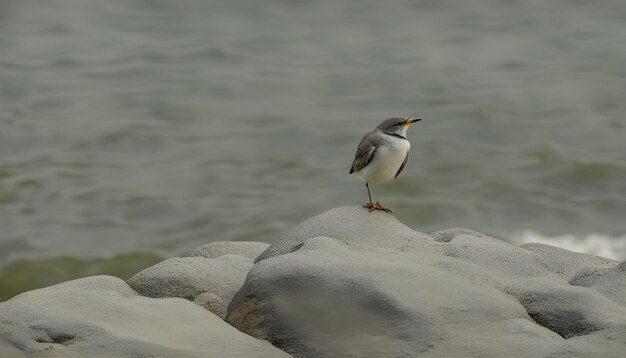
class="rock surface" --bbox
[2,206,624,357]
[0,276,289,358]
[569,260,626,306]
[506,278,626,338]
[190,241,269,260]
[520,242,618,279]
[228,206,626,358]
[127,255,252,318]
[255,206,433,263]
[0,337,26,358]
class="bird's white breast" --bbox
[358,136,410,184]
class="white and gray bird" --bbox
[349,117,422,213]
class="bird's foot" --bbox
[363,201,393,213]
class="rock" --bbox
[255,206,434,263]
[3,207,624,357]
[521,243,617,280]
[430,227,487,242]
[569,261,626,306]
[40,274,139,296]
[127,255,252,318]
[434,228,556,278]
[193,291,229,318]
[189,241,270,260]
[0,276,289,358]
[0,337,26,358]
[506,278,626,338]
[230,237,538,357]
[227,206,626,357]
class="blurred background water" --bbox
[1,0,625,300]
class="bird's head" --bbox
[376,117,421,137]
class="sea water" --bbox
[1,0,625,299]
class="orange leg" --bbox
[362,183,393,213]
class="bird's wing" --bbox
[349,135,376,174]
[394,151,409,179]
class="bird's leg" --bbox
[363,183,375,211]
[372,202,393,213]
[362,184,393,213]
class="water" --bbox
[1,0,625,299]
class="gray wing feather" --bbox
[349,135,376,174]
[394,151,409,179]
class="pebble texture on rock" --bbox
[127,255,252,318]
[229,206,626,358]
[568,260,626,306]
[0,276,290,358]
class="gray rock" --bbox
[255,206,434,263]
[40,274,139,296]
[437,230,556,278]
[0,337,26,358]
[569,261,626,306]
[430,227,487,242]
[521,243,617,280]
[506,278,626,338]
[3,207,624,357]
[190,241,270,260]
[127,255,252,318]
[227,206,626,358]
[193,291,228,318]
[0,276,289,358]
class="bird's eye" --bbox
[396,122,403,126]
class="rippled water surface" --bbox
[1,0,625,298]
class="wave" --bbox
[512,230,626,261]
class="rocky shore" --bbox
[1,207,624,357]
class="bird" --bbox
[349,117,422,213]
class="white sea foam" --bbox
[513,231,626,261]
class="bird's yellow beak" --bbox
[402,118,422,126]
